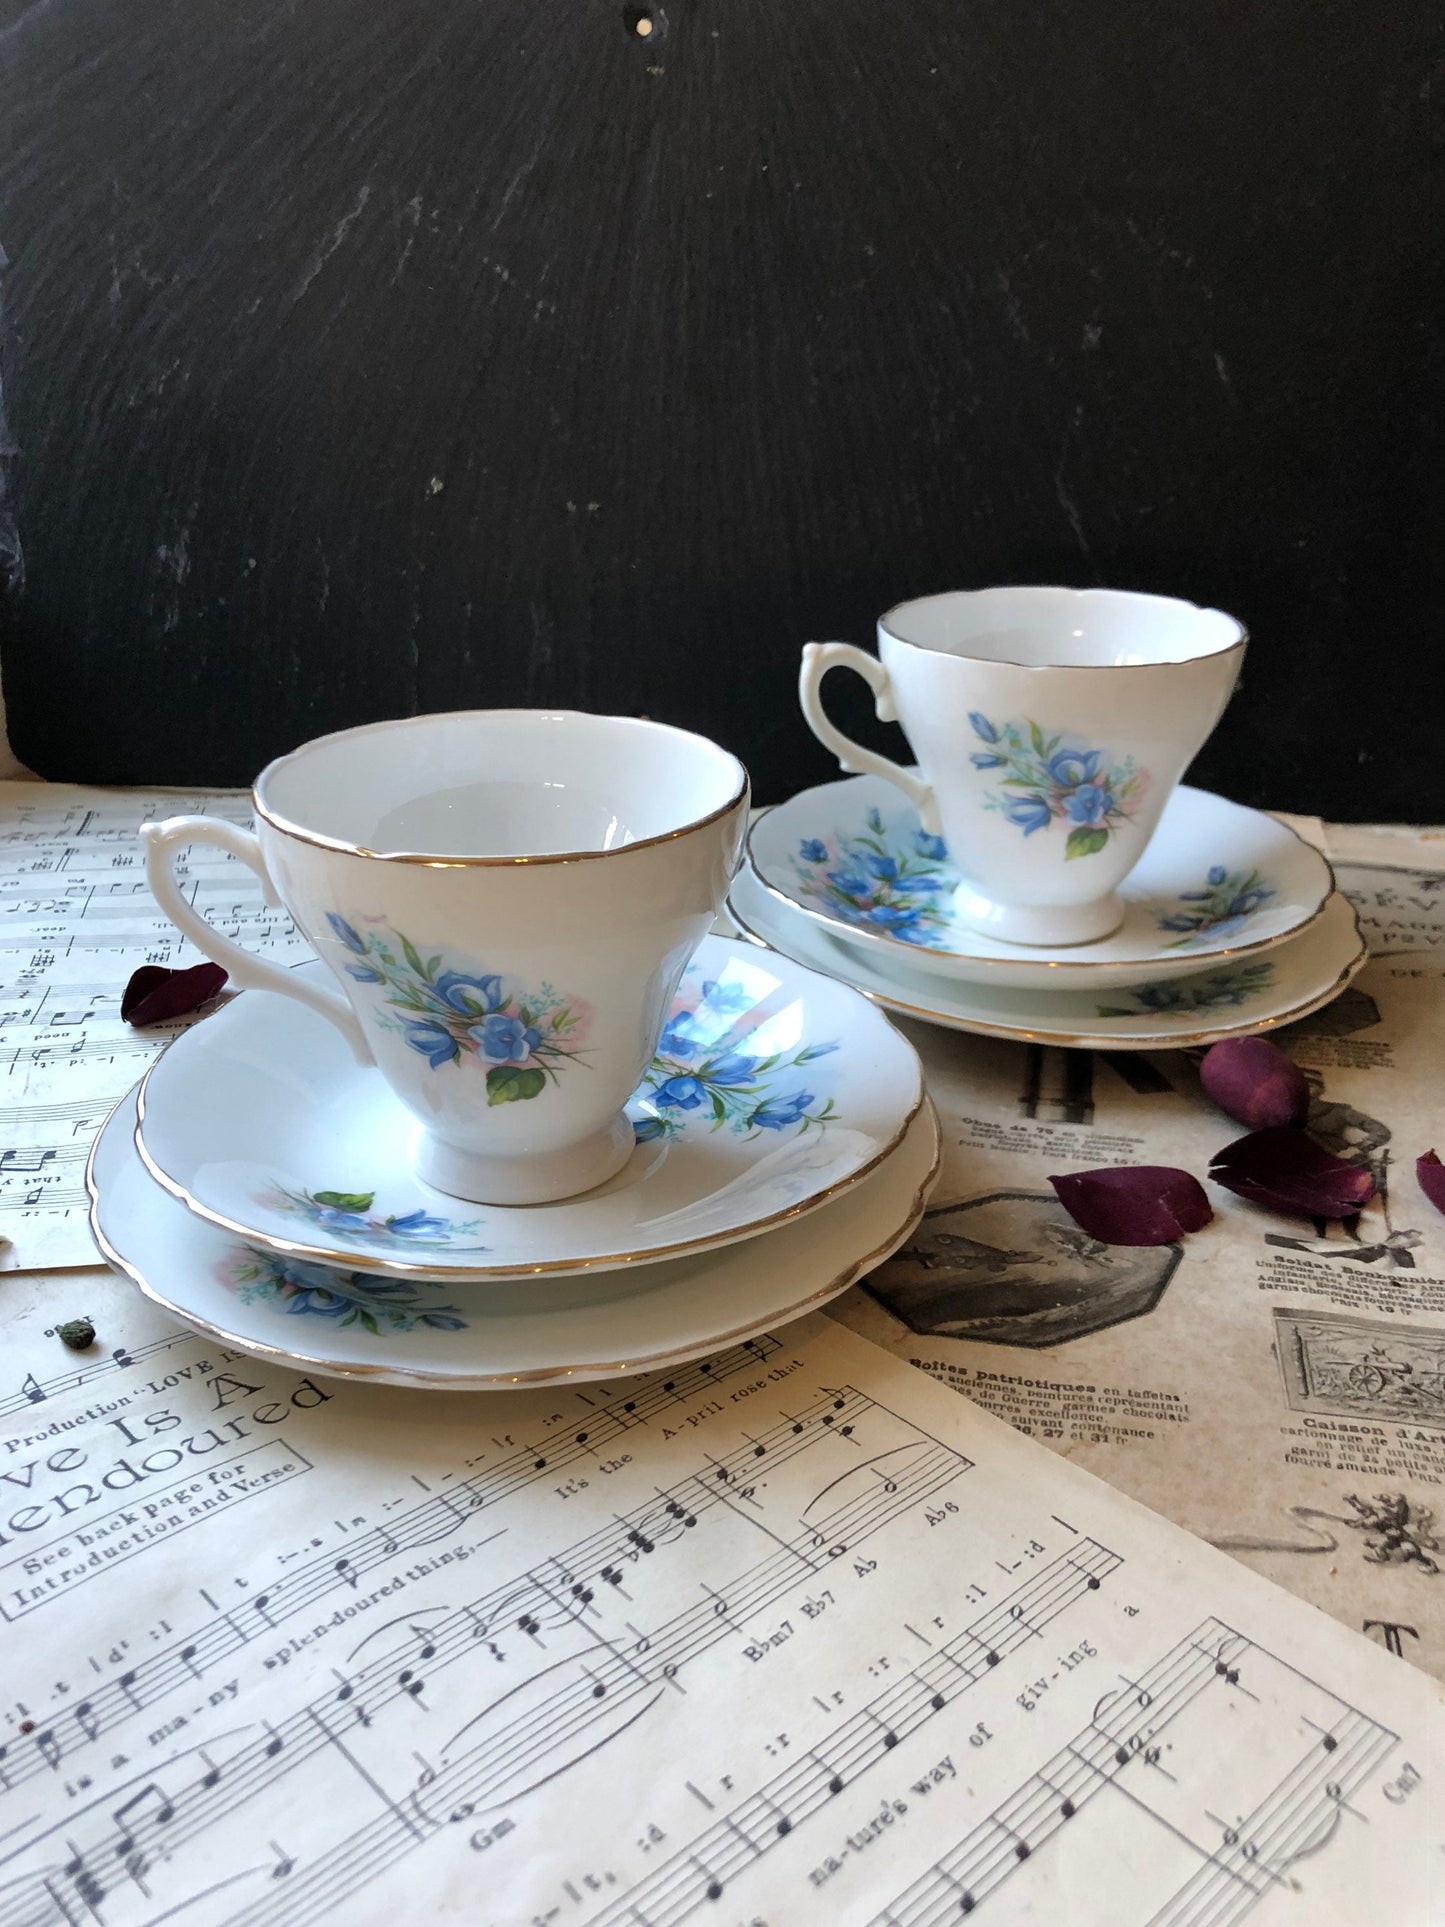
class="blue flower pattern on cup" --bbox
[1156,867,1278,949]
[221,1249,469,1333]
[968,713,1147,859]
[325,914,589,1107]
[1096,960,1276,1019]
[257,1185,489,1254]
[632,968,838,1143]
[788,807,956,949]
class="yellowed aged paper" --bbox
[0,1312,1441,1925]
[833,824,1445,1678]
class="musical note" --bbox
[74,1701,100,1743]
[113,1784,175,1855]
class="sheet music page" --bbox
[1,1311,1440,1926]
[0,783,308,1268]
[831,821,1445,1679]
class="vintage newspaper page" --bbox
[834,821,1445,1679]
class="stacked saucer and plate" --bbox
[731,588,1366,1051]
[86,712,939,1391]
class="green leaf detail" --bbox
[401,935,427,979]
[312,1191,375,1211]
[1029,720,1046,755]
[486,1066,547,1106]
[427,954,443,977]
[1066,826,1110,861]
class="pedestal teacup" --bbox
[800,587,1246,945]
[143,710,748,1203]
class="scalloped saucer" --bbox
[728,866,1367,1051]
[748,777,1333,990]
[134,936,924,1281]
[91,1089,940,1389]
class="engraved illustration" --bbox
[1213,1492,1444,1576]
[1281,983,1382,1038]
[1343,1494,1442,1575]
[1275,1308,1445,1427]
[864,1190,1184,1348]
[1261,1075,1423,1269]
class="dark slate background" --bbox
[0,0,1436,810]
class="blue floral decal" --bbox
[968,715,1147,859]
[788,807,956,948]
[633,971,838,1143]
[1156,867,1277,949]
[326,915,590,1106]
[257,1185,488,1254]
[221,1249,468,1333]
[1096,960,1275,1018]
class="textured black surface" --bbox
[0,0,1436,810]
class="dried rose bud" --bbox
[56,1318,96,1350]
[1210,1126,1375,1221]
[121,961,227,1027]
[1198,1036,1310,1130]
[1418,1150,1445,1217]
[1049,1166,1213,1246]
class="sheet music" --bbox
[0,1313,1438,1925]
[0,783,309,1267]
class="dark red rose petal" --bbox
[1419,1150,1445,1217]
[1198,1036,1310,1130]
[1049,1166,1213,1247]
[122,961,228,1027]
[1209,1125,1375,1221]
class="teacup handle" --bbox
[798,642,941,834]
[141,815,374,1065]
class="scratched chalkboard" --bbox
[0,0,1436,814]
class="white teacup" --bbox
[799,587,1246,946]
[143,711,748,1204]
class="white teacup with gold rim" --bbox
[142,710,749,1204]
[799,587,1246,946]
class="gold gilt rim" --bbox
[744,798,1337,977]
[727,884,1370,1053]
[877,588,1249,671]
[129,1029,928,1283]
[251,710,749,866]
[88,1092,941,1391]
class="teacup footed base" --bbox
[950,881,1126,947]
[414,1112,637,1206]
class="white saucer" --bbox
[728,866,1367,1051]
[748,777,1333,990]
[134,936,924,1281]
[91,1090,941,1388]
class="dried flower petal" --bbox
[1418,1150,1445,1217]
[1198,1036,1310,1130]
[1209,1126,1375,1221]
[121,961,228,1027]
[1049,1166,1213,1246]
